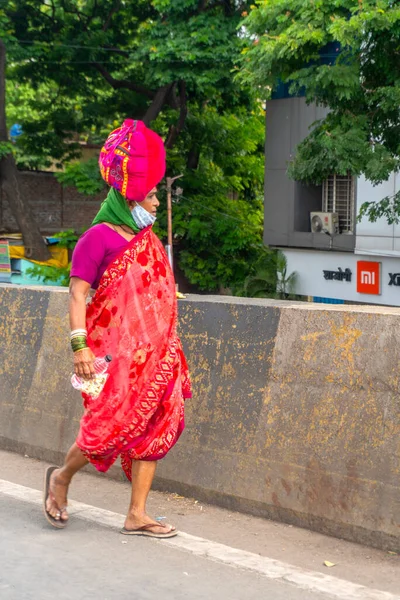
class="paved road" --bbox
[1,452,399,600]
[0,495,328,600]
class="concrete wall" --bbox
[0,285,399,551]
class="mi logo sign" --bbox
[361,271,375,285]
[357,261,381,295]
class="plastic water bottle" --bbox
[71,355,112,398]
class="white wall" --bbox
[356,173,400,255]
[283,248,400,306]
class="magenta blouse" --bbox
[70,224,130,289]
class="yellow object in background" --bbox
[9,245,69,269]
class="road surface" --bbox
[0,451,398,600]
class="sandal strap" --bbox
[48,490,68,513]
[132,523,172,533]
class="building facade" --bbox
[265,96,400,306]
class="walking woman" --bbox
[43,119,191,538]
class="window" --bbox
[322,173,355,233]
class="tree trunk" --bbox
[143,83,175,125]
[187,146,200,170]
[165,80,188,150]
[0,156,50,259]
[0,39,49,261]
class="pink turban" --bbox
[99,119,166,202]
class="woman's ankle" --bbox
[128,506,147,518]
[55,467,72,486]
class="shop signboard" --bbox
[357,261,381,295]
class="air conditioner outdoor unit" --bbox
[310,212,339,235]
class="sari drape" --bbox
[75,226,191,480]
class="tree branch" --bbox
[103,0,122,32]
[187,146,200,170]
[92,62,154,98]
[165,80,188,149]
[30,5,59,30]
[60,0,93,32]
[0,40,7,140]
[143,83,175,125]
[167,82,180,110]
[60,1,84,22]
[102,46,129,56]
[0,39,50,261]
[49,0,56,22]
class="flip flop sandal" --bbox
[120,523,178,538]
[43,466,67,529]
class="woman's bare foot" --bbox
[45,468,69,522]
[123,511,176,535]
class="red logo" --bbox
[357,261,381,295]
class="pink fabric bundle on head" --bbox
[99,119,166,202]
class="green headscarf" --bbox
[92,187,140,233]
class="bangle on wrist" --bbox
[71,335,88,352]
[70,328,87,340]
[71,335,87,342]
[73,347,89,354]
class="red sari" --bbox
[75,226,191,480]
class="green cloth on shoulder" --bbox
[92,187,140,233]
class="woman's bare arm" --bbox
[69,277,96,379]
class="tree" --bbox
[243,250,297,299]
[0,14,49,260]
[53,106,268,293]
[240,0,400,222]
[5,0,253,164]
[160,108,268,292]
[3,0,268,292]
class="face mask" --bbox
[131,203,156,229]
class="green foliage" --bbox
[55,159,104,195]
[358,191,400,225]
[51,228,80,249]
[0,141,13,158]
[0,8,14,43]
[154,108,266,292]
[3,0,268,292]
[240,1,400,189]
[242,250,297,299]
[243,251,277,298]
[25,263,71,286]
[4,0,255,167]
[6,79,83,169]
[276,250,297,299]
[25,229,80,286]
